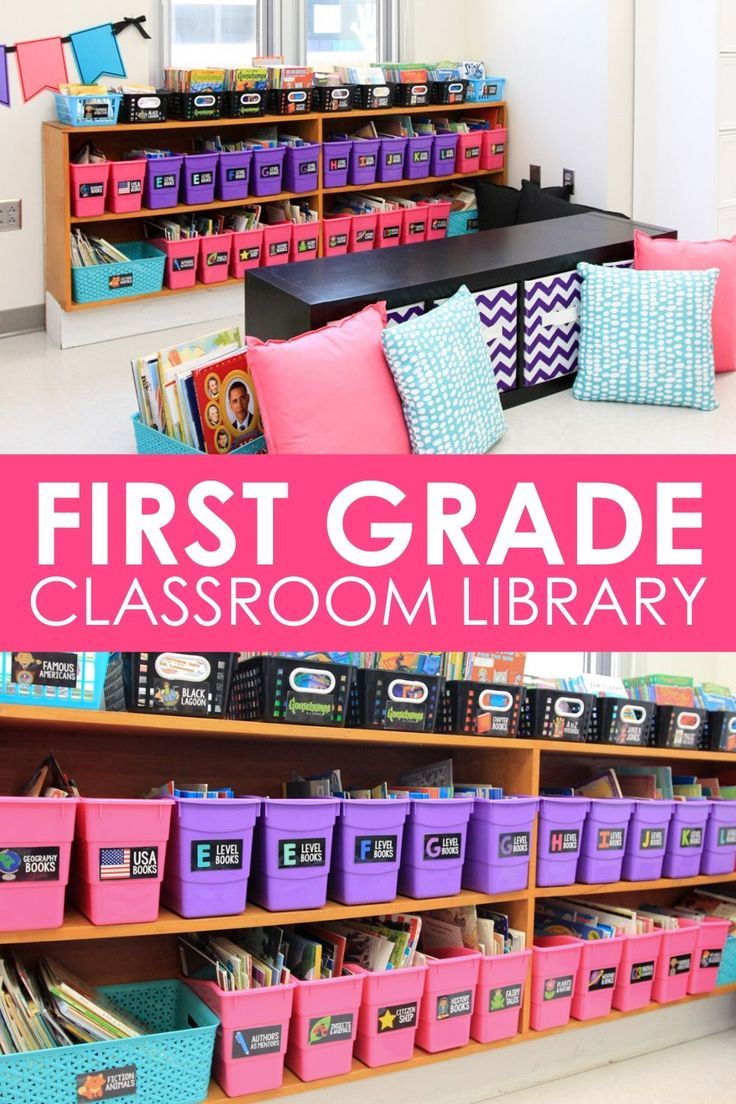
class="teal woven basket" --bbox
[465,77,506,103]
[447,207,479,236]
[132,414,266,455]
[0,980,218,1104]
[717,935,736,986]
[72,242,166,304]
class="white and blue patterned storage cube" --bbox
[474,285,518,392]
[522,269,582,386]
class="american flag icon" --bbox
[100,848,131,879]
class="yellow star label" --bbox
[378,1008,397,1031]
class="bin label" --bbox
[465,146,481,159]
[0,846,60,881]
[99,847,158,880]
[227,167,248,182]
[639,828,665,850]
[152,675,209,712]
[412,150,430,163]
[76,1065,137,1099]
[329,157,348,172]
[700,948,723,969]
[423,832,462,860]
[630,960,655,984]
[588,967,617,991]
[173,256,196,271]
[431,217,448,232]
[232,1024,283,1058]
[354,835,398,864]
[357,154,377,168]
[154,174,176,189]
[12,651,79,687]
[356,228,375,243]
[548,828,580,854]
[285,690,335,722]
[116,179,142,195]
[386,152,403,165]
[408,221,425,236]
[297,237,318,254]
[377,1001,418,1031]
[383,225,400,239]
[440,147,455,160]
[328,234,348,249]
[489,984,522,1012]
[261,164,280,178]
[207,251,228,266]
[278,837,326,868]
[679,827,703,848]
[80,182,105,198]
[191,838,243,871]
[668,953,692,975]
[300,161,318,175]
[718,826,736,846]
[498,831,530,858]
[239,246,260,262]
[543,975,573,1001]
[596,828,625,851]
[308,1013,354,1044]
[436,990,472,1020]
[191,171,213,187]
[109,274,133,290]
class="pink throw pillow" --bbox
[634,229,736,373]
[247,302,411,453]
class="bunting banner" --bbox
[15,37,69,102]
[0,46,9,108]
[70,23,127,85]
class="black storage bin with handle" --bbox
[351,83,394,109]
[267,88,314,114]
[222,89,266,117]
[123,652,236,717]
[349,668,442,732]
[520,689,595,742]
[703,710,736,751]
[437,681,525,737]
[591,697,656,746]
[429,79,468,104]
[229,655,354,726]
[390,81,432,106]
[167,91,221,120]
[653,705,707,748]
[312,85,355,112]
[119,91,169,123]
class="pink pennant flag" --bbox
[15,36,68,101]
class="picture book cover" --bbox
[192,349,261,454]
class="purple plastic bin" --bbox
[180,152,218,204]
[701,799,736,875]
[662,800,711,878]
[378,136,408,182]
[463,797,538,893]
[349,138,381,186]
[576,799,634,884]
[216,149,252,201]
[535,797,590,887]
[398,798,474,899]
[329,798,410,905]
[250,146,287,197]
[249,798,339,911]
[430,131,459,176]
[322,140,352,188]
[621,800,675,881]
[162,796,260,919]
[142,154,184,209]
[283,143,321,193]
[405,134,434,180]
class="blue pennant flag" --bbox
[70,23,127,84]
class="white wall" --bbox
[402,0,473,59]
[627,653,736,689]
[0,2,157,318]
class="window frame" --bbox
[161,0,268,70]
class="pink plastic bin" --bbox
[456,131,484,174]
[71,798,173,925]
[230,227,264,276]
[0,796,78,931]
[262,223,293,266]
[571,935,624,1020]
[349,212,378,253]
[471,949,531,1043]
[415,948,481,1053]
[481,128,508,171]
[651,918,699,1003]
[149,236,201,289]
[185,976,295,1097]
[688,917,732,994]
[285,970,364,1082]
[70,161,110,217]
[197,232,233,284]
[425,200,452,241]
[353,963,427,1067]
[401,206,429,246]
[530,937,582,1031]
[107,159,146,213]
[323,216,351,256]
[611,930,662,1011]
[377,208,404,248]
[291,221,320,263]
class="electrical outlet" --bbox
[563,168,575,193]
[529,164,541,187]
[0,199,22,232]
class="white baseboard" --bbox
[45,286,245,349]
[292,993,736,1104]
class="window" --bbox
[305,0,380,69]
[166,0,262,68]
[524,653,618,681]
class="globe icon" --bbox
[0,850,21,875]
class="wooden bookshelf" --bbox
[1,704,733,1101]
[42,99,508,312]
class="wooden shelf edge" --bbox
[534,870,736,897]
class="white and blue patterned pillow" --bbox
[381,285,507,453]
[573,263,718,411]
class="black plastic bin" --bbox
[704,710,736,752]
[267,88,314,115]
[521,689,595,742]
[429,79,469,104]
[390,81,432,107]
[118,91,169,123]
[653,705,707,749]
[349,668,442,732]
[167,91,222,120]
[229,656,354,726]
[351,83,394,110]
[437,681,524,737]
[312,85,355,112]
[592,697,656,746]
[222,89,266,117]
[123,652,236,717]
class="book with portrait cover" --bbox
[192,349,261,454]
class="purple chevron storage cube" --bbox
[522,270,582,387]
[474,285,518,392]
[387,302,426,326]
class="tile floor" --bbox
[1,317,735,453]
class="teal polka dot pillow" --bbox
[573,263,718,411]
[381,285,507,453]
